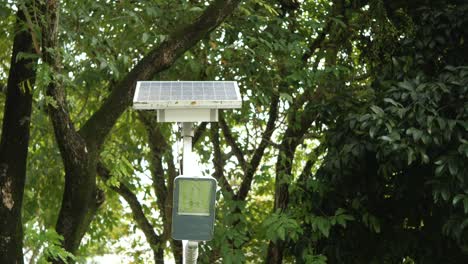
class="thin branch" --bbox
[19,3,41,55]
[138,112,180,259]
[236,94,280,201]
[219,111,247,171]
[148,132,169,209]
[138,112,171,238]
[165,145,178,183]
[193,122,208,146]
[297,159,314,184]
[210,123,234,196]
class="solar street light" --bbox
[133,81,242,264]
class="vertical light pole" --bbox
[181,122,198,264]
[133,81,241,264]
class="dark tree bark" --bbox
[265,117,314,264]
[38,0,242,261]
[0,6,38,263]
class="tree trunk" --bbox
[0,6,38,264]
[265,138,298,264]
[39,0,104,260]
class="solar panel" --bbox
[133,81,241,110]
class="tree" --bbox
[0,2,38,262]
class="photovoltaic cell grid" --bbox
[135,81,239,102]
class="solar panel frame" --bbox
[133,81,242,110]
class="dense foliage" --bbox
[291,4,468,263]
[0,0,466,263]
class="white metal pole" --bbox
[182,122,194,174]
[184,241,199,264]
[181,122,198,264]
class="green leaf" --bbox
[435,164,445,176]
[280,92,293,103]
[369,127,377,138]
[44,95,58,109]
[460,218,468,231]
[448,160,458,176]
[16,51,40,62]
[380,135,392,142]
[315,218,330,237]
[389,131,401,141]
[383,98,401,107]
[453,194,465,206]
[464,198,468,214]
[441,190,450,201]
[277,226,285,240]
[189,6,203,12]
[370,105,385,116]
[412,129,422,142]
[407,148,415,165]
[398,81,414,91]
[142,32,149,43]
[421,153,430,164]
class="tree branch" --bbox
[235,94,279,201]
[97,163,164,264]
[297,159,314,184]
[138,112,168,214]
[160,141,182,264]
[219,111,247,171]
[210,123,234,197]
[193,122,208,147]
[137,112,182,262]
[42,0,87,161]
[19,2,41,55]
[79,0,242,149]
